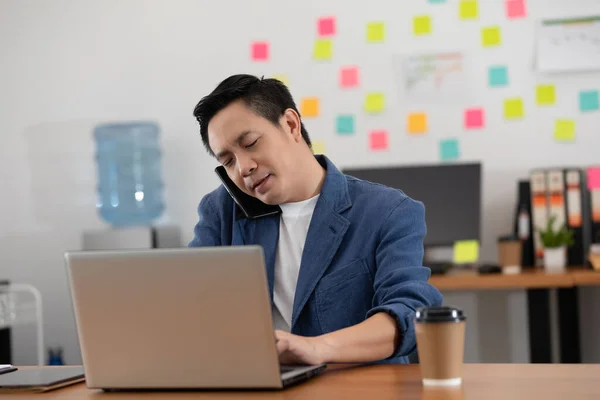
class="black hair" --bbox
[193,74,311,156]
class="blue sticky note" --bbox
[580,90,599,112]
[489,66,508,87]
[336,115,355,135]
[440,138,460,161]
[428,0,446,3]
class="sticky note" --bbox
[504,98,524,119]
[367,22,385,42]
[336,115,355,135]
[587,167,600,191]
[365,92,385,113]
[407,112,427,134]
[464,108,485,129]
[459,1,478,19]
[489,65,508,87]
[580,90,599,112]
[313,39,332,60]
[301,97,319,118]
[482,26,501,47]
[318,16,336,36]
[429,0,446,3]
[554,119,575,142]
[453,240,480,264]
[369,130,389,151]
[536,85,556,106]
[413,15,432,35]
[506,0,527,19]
[251,41,269,61]
[271,74,289,86]
[340,66,359,88]
[312,140,326,155]
[440,138,460,161]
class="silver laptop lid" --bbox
[65,246,282,389]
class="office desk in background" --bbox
[7,364,600,399]
[429,267,600,364]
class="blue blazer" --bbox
[189,156,443,363]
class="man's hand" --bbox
[275,330,330,365]
[275,313,399,365]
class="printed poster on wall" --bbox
[536,16,600,73]
[393,52,470,104]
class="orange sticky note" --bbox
[301,97,319,118]
[407,112,427,134]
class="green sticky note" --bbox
[554,119,575,142]
[413,15,432,35]
[488,65,508,87]
[580,90,600,112]
[336,115,355,135]
[460,0,478,19]
[453,240,480,264]
[440,138,460,161]
[313,39,332,60]
[482,26,501,47]
[504,98,524,119]
[365,92,385,113]
[367,22,385,42]
[536,84,556,106]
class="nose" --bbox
[237,153,257,177]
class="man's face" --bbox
[207,100,302,205]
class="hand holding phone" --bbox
[215,166,282,219]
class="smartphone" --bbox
[215,166,282,219]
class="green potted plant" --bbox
[537,215,574,273]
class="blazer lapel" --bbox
[291,199,350,329]
[237,215,280,302]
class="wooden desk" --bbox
[428,267,600,364]
[7,364,600,399]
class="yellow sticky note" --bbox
[312,140,327,155]
[453,240,480,264]
[313,39,332,60]
[413,15,432,35]
[536,84,556,106]
[367,22,385,42]
[407,112,427,134]
[554,119,575,142]
[482,26,501,47]
[504,98,524,119]
[365,92,385,113]
[272,74,289,86]
[301,97,319,118]
[459,0,478,19]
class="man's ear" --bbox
[280,109,303,143]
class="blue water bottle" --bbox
[93,121,165,227]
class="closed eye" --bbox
[245,139,258,149]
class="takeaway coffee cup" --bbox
[414,306,466,387]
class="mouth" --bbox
[252,174,271,193]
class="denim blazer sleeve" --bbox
[366,196,443,358]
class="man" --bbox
[189,74,442,365]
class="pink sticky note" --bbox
[251,41,269,61]
[464,108,485,129]
[340,66,359,88]
[588,167,600,191]
[369,130,388,151]
[318,17,336,36]
[506,0,527,19]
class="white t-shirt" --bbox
[272,194,320,332]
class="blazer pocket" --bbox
[315,259,374,333]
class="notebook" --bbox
[0,366,84,392]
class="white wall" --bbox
[1,0,599,365]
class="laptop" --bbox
[64,246,325,390]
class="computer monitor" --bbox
[342,163,481,247]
